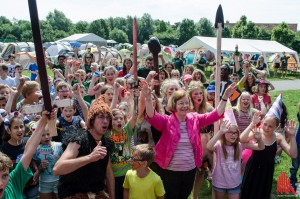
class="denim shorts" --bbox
[39,181,59,193]
[213,184,241,194]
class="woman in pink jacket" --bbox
[140,81,236,199]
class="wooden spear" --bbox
[214,5,224,132]
[148,37,161,97]
[28,0,56,136]
[28,0,51,112]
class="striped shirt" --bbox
[233,108,257,133]
[167,121,196,171]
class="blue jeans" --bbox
[290,148,300,190]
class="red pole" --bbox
[133,18,138,81]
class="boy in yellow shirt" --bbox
[123,144,165,199]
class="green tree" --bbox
[0,16,12,25]
[74,21,89,33]
[242,21,258,39]
[138,13,154,43]
[271,22,296,47]
[40,20,55,42]
[232,15,247,38]
[88,19,110,39]
[178,19,197,45]
[155,20,168,33]
[222,26,231,38]
[125,16,133,43]
[196,18,215,37]
[46,9,73,32]
[257,27,271,40]
[109,28,129,43]
[151,31,179,45]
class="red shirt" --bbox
[251,93,271,110]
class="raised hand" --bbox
[139,81,151,99]
[220,120,230,134]
[223,83,237,99]
[286,120,298,137]
[253,127,262,140]
[252,111,261,125]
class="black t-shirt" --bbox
[59,130,113,198]
[0,138,28,166]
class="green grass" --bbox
[189,90,300,199]
[23,66,54,78]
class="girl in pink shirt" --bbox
[207,114,265,199]
[251,80,272,111]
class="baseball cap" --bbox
[207,85,216,93]
[182,74,192,81]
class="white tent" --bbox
[178,36,299,65]
[57,33,107,46]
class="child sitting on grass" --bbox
[123,144,165,199]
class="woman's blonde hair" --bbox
[192,69,207,83]
[160,79,181,98]
[187,81,208,114]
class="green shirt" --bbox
[280,56,290,67]
[53,64,66,74]
[105,122,134,177]
[138,67,152,79]
[172,58,184,75]
[3,162,33,199]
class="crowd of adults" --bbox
[0,44,298,199]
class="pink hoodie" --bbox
[147,109,222,169]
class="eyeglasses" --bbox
[58,90,69,93]
[96,115,111,121]
[130,157,144,162]
[226,132,238,136]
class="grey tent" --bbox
[56,33,107,46]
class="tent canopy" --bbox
[178,36,299,64]
[57,33,107,46]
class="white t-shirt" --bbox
[0,76,16,87]
[7,63,17,77]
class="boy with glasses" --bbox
[123,144,165,199]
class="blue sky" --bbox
[0,0,299,30]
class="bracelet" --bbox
[221,98,227,102]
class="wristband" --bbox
[221,98,227,102]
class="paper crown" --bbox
[266,93,282,120]
[224,99,237,126]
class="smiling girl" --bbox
[240,112,297,198]
[207,119,264,199]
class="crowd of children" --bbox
[0,48,298,199]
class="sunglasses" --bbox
[130,157,144,162]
